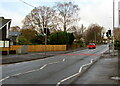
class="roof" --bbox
[9,32,21,37]
[0,17,11,29]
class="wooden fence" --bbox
[28,45,66,52]
[2,45,67,53]
[2,45,22,53]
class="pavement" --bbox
[69,50,120,85]
[1,47,87,64]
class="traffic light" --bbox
[108,30,111,36]
[106,32,108,37]
[106,30,111,37]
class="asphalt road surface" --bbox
[1,45,108,85]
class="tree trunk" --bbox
[64,23,66,32]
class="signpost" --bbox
[44,27,50,55]
[106,30,112,54]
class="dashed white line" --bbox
[0,58,65,82]
[2,56,56,66]
[48,59,65,65]
[63,59,65,62]
[40,64,47,69]
[11,64,48,77]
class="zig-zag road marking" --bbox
[56,59,94,86]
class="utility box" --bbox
[22,45,28,54]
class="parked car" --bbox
[88,43,96,49]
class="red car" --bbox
[88,43,96,49]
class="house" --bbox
[9,32,21,45]
[0,17,11,47]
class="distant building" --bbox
[0,17,11,47]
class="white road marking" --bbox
[2,56,56,66]
[40,64,47,69]
[11,64,48,77]
[0,76,10,82]
[11,73,23,77]
[56,59,94,86]
[63,59,65,62]
[60,73,79,82]
[78,66,83,73]
[0,58,65,82]
[48,59,65,65]
[111,76,120,80]
[105,59,112,61]
[79,59,93,73]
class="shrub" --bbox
[49,32,74,45]
[31,35,44,44]
[18,36,30,45]
[67,33,74,45]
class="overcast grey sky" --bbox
[0,0,119,31]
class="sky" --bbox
[0,0,120,31]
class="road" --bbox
[1,45,108,84]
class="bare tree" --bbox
[85,24,104,43]
[114,28,120,41]
[22,6,56,33]
[67,24,86,42]
[54,2,80,32]
[74,25,86,42]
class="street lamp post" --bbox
[112,0,115,55]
